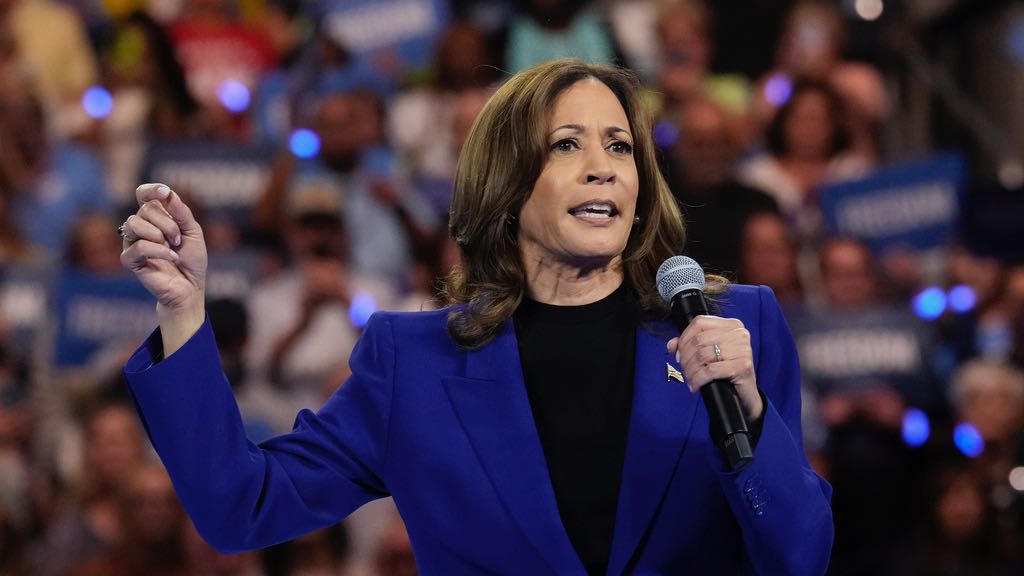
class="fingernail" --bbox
[169,250,179,260]
[158,185,170,198]
[675,351,681,364]
[173,235,181,247]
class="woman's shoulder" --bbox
[364,306,454,343]
[714,284,780,325]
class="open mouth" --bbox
[568,201,619,219]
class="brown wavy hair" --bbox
[442,59,694,348]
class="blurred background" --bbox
[0,0,1022,574]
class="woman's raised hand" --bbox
[120,183,207,356]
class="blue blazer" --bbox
[125,284,833,575]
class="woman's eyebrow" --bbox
[548,124,632,139]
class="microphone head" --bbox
[656,256,705,303]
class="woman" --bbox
[119,59,832,575]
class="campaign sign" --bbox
[790,307,937,407]
[0,263,54,355]
[143,141,273,223]
[53,271,156,367]
[325,0,450,73]
[820,153,966,252]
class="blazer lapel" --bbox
[442,320,586,576]
[607,323,701,576]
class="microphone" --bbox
[656,256,754,471]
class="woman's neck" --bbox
[521,251,624,306]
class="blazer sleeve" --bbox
[713,286,834,575]
[123,312,396,553]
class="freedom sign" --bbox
[143,141,273,223]
[325,0,450,74]
[53,271,156,367]
[819,153,966,252]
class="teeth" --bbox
[571,203,616,216]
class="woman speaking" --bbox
[119,59,833,575]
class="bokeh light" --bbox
[82,86,114,119]
[289,129,321,159]
[652,120,679,148]
[947,285,977,314]
[901,408,930,447]
[349,292,376,328]
[953,423,984,458]
[217,79,251,113]
[854,0,884,21]
[912,286,947,320]
[763,74,792,107]
[1010,467,1024,492]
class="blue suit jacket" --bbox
[125,284,833,575]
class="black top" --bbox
[514,284,637,576]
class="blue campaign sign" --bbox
[143,141,274,223]
[53,271,157,367]
[0,262,55,355]
[324,0,450,74]
[819,153,967,252]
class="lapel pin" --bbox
[666,363,684,384]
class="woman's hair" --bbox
[764,77,850,158]
[441,58,690,348]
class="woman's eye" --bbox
[609,141,633,155]
[551,138,579,153]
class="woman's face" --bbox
[783,90,835,160]
[518,79,639,269]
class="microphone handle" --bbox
[671,290,754,471]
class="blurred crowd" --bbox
[0,0,1023,574]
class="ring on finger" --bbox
[713,343,723,362]
[118,215,136,241]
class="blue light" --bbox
[217,79,251,113]
[289,129,320,159]
[764,74,793,107]
[82,86,113,119]
[953,423,985,458]
[349,292,376,328]
[901,408,930,447]
[912,286,947,320]
[948,285,977,314]
[652,120,679,148]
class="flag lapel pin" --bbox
[667,363,684,384]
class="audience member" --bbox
[1,87,112,258]
[0,0,99,138]
[501,0,619,72]
[736,211,803,311]
[254,87,438,286]
[72,463,192,576]
[739,78,870,241]
[388,21,495,216]
[949,359,1024,490]
[905,461,1023,576]
[652,0,751,121]
[31,402,146,576]
[792,237,938,576]
[660,95,778,276]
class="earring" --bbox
[633,216,641,225]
